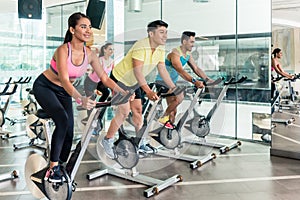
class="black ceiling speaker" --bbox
[86,0,106,29]
[18,0,42,19]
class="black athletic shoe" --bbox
[44,165,65,183]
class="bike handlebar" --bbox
[283,73,300,81]
[4,84,18,95]
[0,77,20,96]
[273,73,300,82]
[205,77,224,86]
[224,76,247,85]
[160,86,186,98]
[95,90,135,108]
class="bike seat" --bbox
[36,109,51,119]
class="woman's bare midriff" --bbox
[43,68,75,87]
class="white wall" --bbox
[238,0,271,34]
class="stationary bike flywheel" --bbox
[44,168,72,200]
[24,154,47,199]
[0,109,4,127]
[115,139,139,169]
[190,115,210,137]
[159,128,181,149]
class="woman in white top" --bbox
[84,42,114,100]
[83,43,114,133]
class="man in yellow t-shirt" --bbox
[101,20,176,158]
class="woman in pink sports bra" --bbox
[271,48,294,98]
[83,43,114,133]
[32,12,123,183]
[271,48,293,79]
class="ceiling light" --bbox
[128,0,142,12]
[193,0,209,2]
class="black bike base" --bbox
[30,167,48,197]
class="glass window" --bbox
[0,7,45,76]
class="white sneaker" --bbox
[139,144,153,153]
[101,137,115,159]
[139,139,156,153]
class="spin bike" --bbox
[24,92,131,200]
[271,75,299,125]
[21,87,37,116]
[2,77,32,124]
[149,78,223,169]
[1,77,33,139]
[151,76,246,168]
[182,76,247,154]
[13,108,50,153]
[88,87,185,198]
[0,78,22,182]
[0,77,19,136]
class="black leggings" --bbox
[32,74,74,163]
[271,82,276,99]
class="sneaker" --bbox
[92,130,99,136]
[92,121,103,135]
[44,165,65,183]
[164,121,176,129]
[138,139,156,153]
[139,144,154,154]
[101,137,115,159]
[158,115,169,125]
[159,115,175,129]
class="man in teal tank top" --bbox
[156,31,213,127]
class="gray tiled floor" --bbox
[0,105,300,200]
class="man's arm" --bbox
[187,55,211,81]
[132,58,159,100]
[272,58,293,79]
[169,51,203,88]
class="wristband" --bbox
[205,77,209,82]
[76,97,82,105]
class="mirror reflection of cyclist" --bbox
[271,48,294,98]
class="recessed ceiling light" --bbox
[193,0,209,2]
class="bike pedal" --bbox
[148,146,158,154]
[72,181,77,192]
[138,153,147,158]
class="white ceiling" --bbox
[272,0,300,29]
